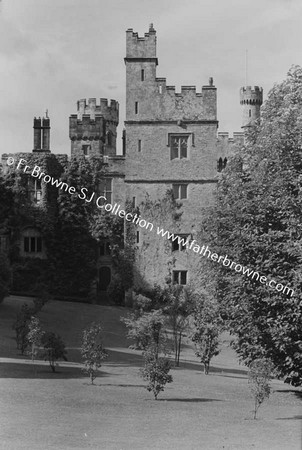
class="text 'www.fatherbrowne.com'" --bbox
[156,227,294,297]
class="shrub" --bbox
[140,349,173,400]
[32,283,52,314]
[81,323,108,384]
[41,332,67,372]
[248,358,274,419]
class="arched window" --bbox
[21,228,44,258]
[223,158,227,168]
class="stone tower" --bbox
[124,24,218,287]
[69,98,119,158]
[240,86,263,128]
[33,112,50,152]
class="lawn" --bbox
[0,296,301,450]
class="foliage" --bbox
[140,349,173,400]
[81,322,108,384]
[32,283,52,313]
[0,253,11,303]
[12,303,34,354]
[248,358,273,419]
[200,66,302,385]
[26,316,44,368]
[191,295,222,375]
[122,310,168,354]
[41,332,68,373]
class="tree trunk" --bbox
[204,361,209,375]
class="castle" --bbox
[0,24,263,299]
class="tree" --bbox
[26,316,44,370]
[13,303,34,354]
[200,66,302,386]
[81,323,108,384]
[191,295,222,375]
[248,358,273,419]
[140,349,173,400]
[41,332,68,372]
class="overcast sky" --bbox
[0,0,301,155]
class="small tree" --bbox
[13,303,34,354]
[191,297,222,375]
[27,316,44,370]
[140,349,173,400]
[41,332,67,373]
[248,358,273,419]
[81,323,108,384]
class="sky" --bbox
[0,0,301,155]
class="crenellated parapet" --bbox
[76,98,119,124]
[125,24,157,61]
[240,86,263,105]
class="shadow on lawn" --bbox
[276,415,302,420]
[0,362,111,380]
[157,398,224,403]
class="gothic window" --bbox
[21,229,43,256]
[28,179,42,205]
[82,144,91,156]
[171,234,189,252]
[138,139,142,152]
[170,135,188,160]
[136,231,140,244]
[99,241,111,256]
[135,102,139,114]
[172,184,188,200]
[141,69,145,81]
[99,178,112,203]
[223,158,227,169]
[173,270,187,285]
[249,109,252,117]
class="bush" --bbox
[27,316,45,369]
[41,332,67,372]
[248,358,274,419]
[81,323,108,384]
[32,283,52,314]
[140,349,173,400]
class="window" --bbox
[24,236,42,253]
[249,109,251,117]
[217,157,227,172]
[29,179,42,205]
[171,234,189,252]
[106,131,112,146]
[82,144,91,156]
[99,178,112,203]
[138,139,141,152]
[132,197,136,208]
[173,270,187,285]
[141,69,145,81]
[170,135,188,160]
[172,184,188,200]
[135,102,139,114]
[159,85,162,94]
[99,241,111,256]
[136,231,140,244]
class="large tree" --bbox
[200,66,302,386]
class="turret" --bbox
[69,98,119,158]
[240,86,263,128]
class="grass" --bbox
[0,296,301,450]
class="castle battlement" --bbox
[240,86,263,105]
[126,24,157,60]
[76,98,119,124]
